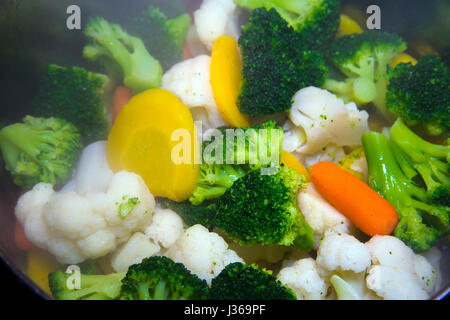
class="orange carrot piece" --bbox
[183,41,192,60]
[112,86,133,123]
[15,220,38,251]
[310,161,399,236]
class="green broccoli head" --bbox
[237,7,328,116]
[49,269,126,300]
[235,0,340,50]
[159,197,217,230]
[324,30,407,120]
[216,165,314,251]
[127,5,191,71]
[83,17,163,93]
[0,116,82,190]
[386,54,450,136]
[362,120,450,252]
[33,64,111,143]
[120,256,209,300]
[189,120,284,205]
[209,262,297,300]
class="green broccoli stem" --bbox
[362,131,426,203]
[0,123,60,171]
[362,131,448,251]
[390,118,449,161]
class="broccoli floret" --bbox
[209,262,296,300]
[0,116,82,190]
[235,0,340,50]
[385,54,450,136]
[83,17,163,94]
[33,64,112,143]
[216,165,315,251]
[389,118,450,207]
[324,30,407,120]
[49,269,126,300]
[159,197,217,229]
[120,256,209,300]
[189,120,284,205]
[237,8,328,116]
[127,4,191,71]
[362,119,450,252]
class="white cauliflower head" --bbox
[165,224,244,285]
[297,184,356,249]
[144,207,185,249]
[297,143,346,169]
[74,141,114,194]
[316,230,372,275]
[277,258,329,300]
[110,232,160,273]
[194,0,241,51]
[15,171,156,265]
[365,235,437,300]
[161,55,226,131]
[289,86,369,154]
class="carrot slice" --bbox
[112,86,133,123]
[310,161,399,236]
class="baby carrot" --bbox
[310,161,399,236]
[112,86,133,122]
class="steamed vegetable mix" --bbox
[2,0,449,301]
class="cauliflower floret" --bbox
[74,141,114,194]
[365,235,437,300]
[282,120,306,153]
[165,224,244,285]
[317,230,372,275]
[15,171,156,265]
[110,232,161,272]
[298,143,346,168]
[297,184,356,249]
[289,87,369,155]
[161,55,226,131]
[330,271,381,300]
[15,183,55,249]
[277,258,329,300]
[144,207,185,249]
[193,0,240,51]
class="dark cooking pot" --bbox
[0,0,448,300]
